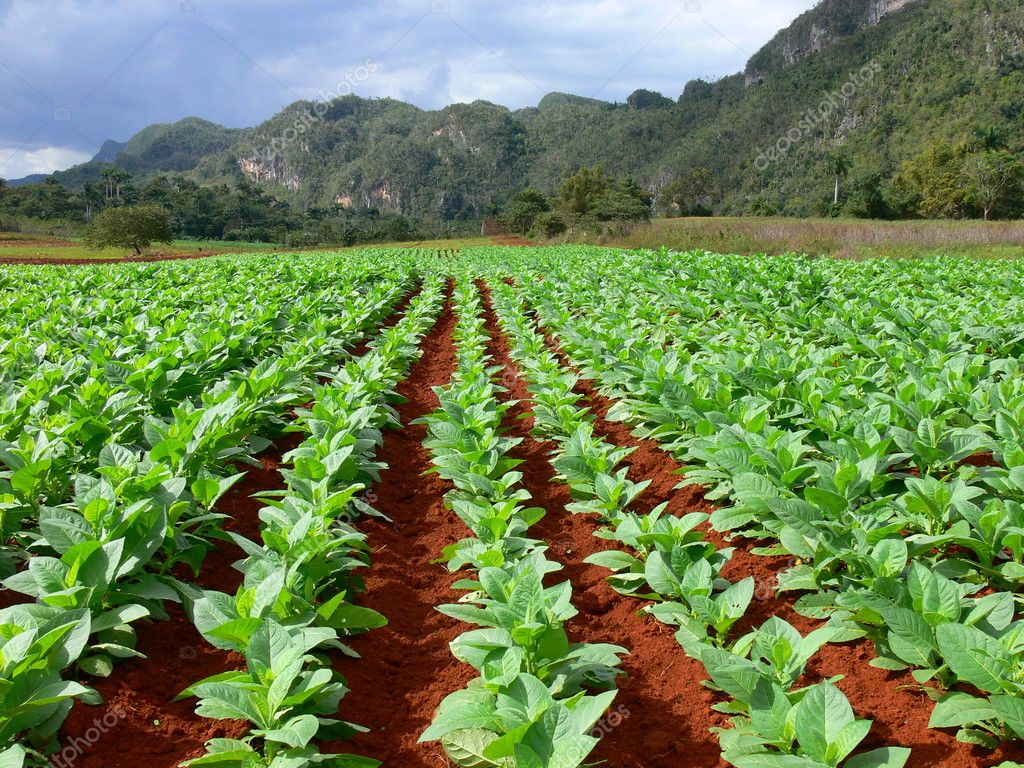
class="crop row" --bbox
[177,274,446,767]
[417,278,625,767]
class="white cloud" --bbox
[0,145,92,180]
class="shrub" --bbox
[84,205,172,255]
[534,211,567,238]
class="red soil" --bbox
[0,252,221,266]
[328,288,476,766]
[490,235,535,247]
[536,322,1024,768]
[958,452,1001,469]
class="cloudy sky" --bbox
[0,0,817,179]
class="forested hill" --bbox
[16,0,1024,218]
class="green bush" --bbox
[534,211,567,238]
[84,205,172,254]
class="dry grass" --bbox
[567,217,1024,259]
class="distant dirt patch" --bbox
[490,235,535,246]
[0,238,76,248]
[0,251,220,266]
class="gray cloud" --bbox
[0,0,816,178]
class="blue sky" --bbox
[0,0,818,179]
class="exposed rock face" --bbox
[781,22,835,67]
[744,0,923,84]
[868,0,919,26]
[237,154,302,191]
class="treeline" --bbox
[749,128,1024,221]
[499,167,653,237]
[0,169,469,246]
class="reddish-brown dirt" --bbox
[328,288,476,766]
[536,321,1024,768]
[490,235,535,247]
[57,602,247,768]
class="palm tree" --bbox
[828,151,851,206]
[972,125,1006,152]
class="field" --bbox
[0,234,509,264]
[0,246,1022,768]
[565,217,1024,260]
[0,233,282,263]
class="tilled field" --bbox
[1,247,1022,768]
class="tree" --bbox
[556,167,608,216]
[84,205,172,255]
[499,188,550,234]
[99,166,133,204]
[893,142,966,218]
[962,150,1024,221]
[843,172,891,219]
[590,179,651,222]
[627,89,673,110]
[970,126,1007,152]
[555,168,650,222]
[82,182,104,220]
[664,168,718,216]
[828,151,851,205]
[534,211,567,238]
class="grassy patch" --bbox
[561,217,1024,259]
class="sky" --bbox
[0,0,818,179]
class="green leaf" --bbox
[793,683,858,764]
[935,623,1009,693]
[991,695,1024,739]
[844,747,912,768]
[929,692,998,729]
[441,729,504,768]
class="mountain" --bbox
[92,139,127,164]
[25,0,1024,217]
